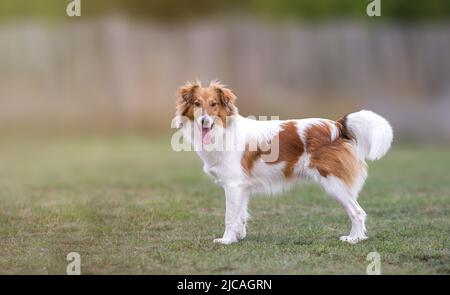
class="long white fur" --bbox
[346,110,394,160]
[181,110,393,245]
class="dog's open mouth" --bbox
[201,123,215,145]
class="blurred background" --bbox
[1,0,450,141]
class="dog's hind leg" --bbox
[338,198,367,244]
[320,176,368,244]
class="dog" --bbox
[175,80,393,245]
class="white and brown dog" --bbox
[175,80,393,245]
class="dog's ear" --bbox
[210,80,237,115]
[177,81,200,104]
[176,81,200,116]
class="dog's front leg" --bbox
[213,185,247,245]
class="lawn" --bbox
[0,135,448,274]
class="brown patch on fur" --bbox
[306,122,360,186]
[275,122,305,177]
[241,147,262,176]
[241,121,304,178]
[176,80,237,127]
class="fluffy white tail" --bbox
[345,110,393,161]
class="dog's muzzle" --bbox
[200,115,213,129]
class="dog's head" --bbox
[176,80,237,145]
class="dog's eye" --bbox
[210,102,218,107]
[194,101,201,107]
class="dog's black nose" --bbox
[201,115,212,127]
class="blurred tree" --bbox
[0,0,449,22]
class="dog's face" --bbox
[176,81,237,145]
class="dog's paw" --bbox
[236,226,247,240]
[213,238,238,245]
[339,235,368,244]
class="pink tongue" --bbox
[202,128,213,145]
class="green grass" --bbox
[0,135,449,274]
